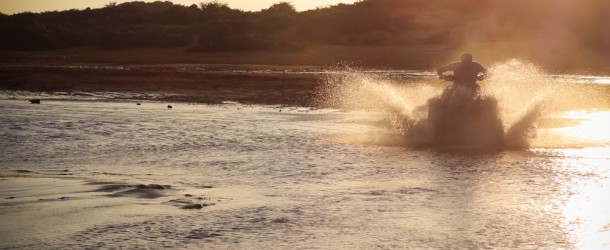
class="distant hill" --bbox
[1,0,609,71]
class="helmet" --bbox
[461,53,473,62]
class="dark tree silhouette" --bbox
[0,0,607,63]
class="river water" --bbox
[1,62,609,249]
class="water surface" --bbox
[1,97,609,249]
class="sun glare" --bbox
[557,111,610,143]
[560,169,610,249]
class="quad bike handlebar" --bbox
[439,74,486,82]
[439,75,456,81]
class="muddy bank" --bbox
[0,65,324,106]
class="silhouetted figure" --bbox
[167,104,172,109]
[428,54,503,148]
[437,53,487,94]
[29,99,41,104]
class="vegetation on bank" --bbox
[0,0,608,71]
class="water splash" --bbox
[504,96,544,149]
[321,69,435,133]
[319,60,609,151]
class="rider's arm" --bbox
[437,62,458,76]
[477,63,488,80]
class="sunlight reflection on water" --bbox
[562,175,610,249]
[537,109,610,247]
[553,75,610,85]
[549,147,610,249]
[557,111,610,143]
[593,78,610,85]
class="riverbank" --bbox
[0,46,444,68]
[0,45,442,107]
[0,64,325,106]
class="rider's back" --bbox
[441,61,486,85]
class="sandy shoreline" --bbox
[0,169,225,207]
[0,172,229,248]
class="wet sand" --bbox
[0,172,237,249]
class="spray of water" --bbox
[322,69,435,133]
[485,59,552,148]
[320,59,609,151]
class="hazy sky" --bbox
[0,0,359,14]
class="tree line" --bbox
[0,0,608,59]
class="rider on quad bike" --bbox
[427,53,503,148]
